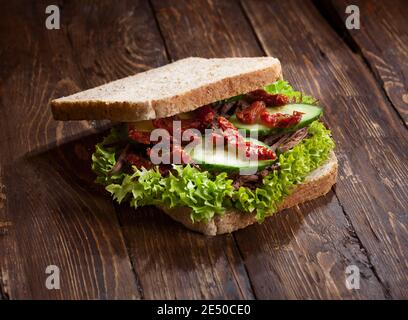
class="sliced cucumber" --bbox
[229,103,322,136]
[187,138,276,172]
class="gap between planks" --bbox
[147,0,172,62]
[0,273,10,300]
[329,188,392,299]
[113,204,145,299]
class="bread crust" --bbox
[51,57,282,121]
[159,151,338,236]
[151,64,282,119]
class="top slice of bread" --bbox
[51,57,282,121]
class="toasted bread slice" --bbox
[51,57,281,121]
[159,151,337,236]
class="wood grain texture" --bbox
[243,0,407,298]
[62,0,167,88]
[119,206,254,299]
[61,0,255,299]
[1,0,406,300]
[153,0,261,58]
[328,0,408,126]
[151,0,386,299]
[0,1,139,299]
[235,193,385,299]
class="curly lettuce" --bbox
[263,80,317,105]
[91,80,334,222]
[92,121,334,222]
[232,121,334,221]
[91,127,125,185]
[105,164,234,222]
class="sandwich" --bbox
[51,57,337,236]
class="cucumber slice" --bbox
[187,138,276,172]
[229,103,322,136]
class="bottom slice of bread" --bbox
[159,151,338,236]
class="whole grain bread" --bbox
[159,151,338,236]
[51,57,282,121]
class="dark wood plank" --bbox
[236,193,387,299]
[0,1,139,299]
[0,135,141,299]
[328,0,408,125]
[62,0,254,299]
[243,0,407,298]
[119,206,254,299]
[62,0,167,89]
[151,0,386,299]
[153,0,260,58]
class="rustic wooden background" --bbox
[0,0,407,299]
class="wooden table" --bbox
[0,0,407,300]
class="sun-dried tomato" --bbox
[247,89,290,106]
[195,105,215,125]
[251,144,277,160]
[217,117,276,160]
[152,117,174,133]
[218,116,238,131]
[157,143,192,165]
[217,117,250,149]
[171,144,193,164]
[260,111,304,128]
[236,101,266,124]
[158,165,171,176]
[128,129,151,144]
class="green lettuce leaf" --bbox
[106,164,235,222]
[232,121,334,221]
[263,80,317,105]
[91,80,334,223]
[91,127,125,185]
[92,121,334,222]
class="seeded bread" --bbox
[51,57,282,121]
[159,151,338,236]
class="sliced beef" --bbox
[263,132,287,146]
[268,127,309,153]
[231,163,280,190]
[232,174,259,189]
[216,99,250,117]
[230,127,309,190]
[218,102,236,116]
[258,163,280,178]
[108,144,130,176]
